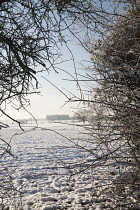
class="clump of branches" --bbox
[76,0,140,208]
[90,0,140,167]
[0,0,121,120]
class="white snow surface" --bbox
[0,120,139,209]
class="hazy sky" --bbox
[2,43,91,120]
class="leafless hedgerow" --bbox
[70,1,140,208]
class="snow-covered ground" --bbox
[0,120,139,209]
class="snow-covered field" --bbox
[0,120,139,210]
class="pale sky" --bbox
[2,43,91,120]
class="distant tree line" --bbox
[46,114,77,121]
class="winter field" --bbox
[0,120,139,210]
